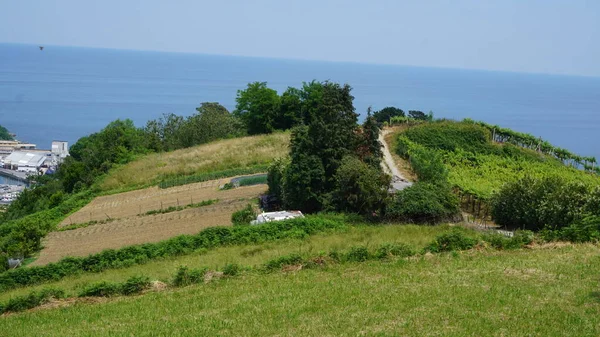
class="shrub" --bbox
[330,156,391,215]
[172,266,208,286]
[231,204,256,226]
[374,243,416,259]
[491,175,591,230]
[1,288,65,314]
[119,275,151,295]
[482,230,534,250]
[0,216,346,292]
[542,215,600,243]
[78,281,121,297]
[386,182,460,224]
[425,229,478,253]
[344,246,370,262]
[264,254,303,272]
[222,263,240,277]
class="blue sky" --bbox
[1,0,599,77]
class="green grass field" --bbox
[1,224,599,336]
[98,132,290,193]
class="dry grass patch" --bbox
[99,132,289,192]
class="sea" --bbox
[1,42,600,173]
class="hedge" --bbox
[0,216,346,292]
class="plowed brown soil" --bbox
[60,178,265,226]
[33,181,266,266]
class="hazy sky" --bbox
[1,0,599,77]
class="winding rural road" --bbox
[379,130,413,191]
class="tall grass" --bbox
[0,224,452,302]
[98,132,289,193]
[1,243,599,336]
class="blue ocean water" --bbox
[1,43,599,161]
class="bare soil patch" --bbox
[32,181,266,266]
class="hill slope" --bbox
[99,132,290,193]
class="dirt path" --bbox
[379,130,413,191]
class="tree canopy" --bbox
[373,106,404,124]
[234,82,280,135]
[0,124,13,140]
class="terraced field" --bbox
[33,179,267,266]
[60,177,264,226]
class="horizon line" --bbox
[2,42,599,80]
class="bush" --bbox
[264,254,304,272]
[231,204,256,226]
[374,243,416,259]
[119,275,151,295]
[222,263,240,277]
[386,182,460,224]
[541,215,600,243]
[491,175,591,230]
[1,288,65,314]
[425,229,478,253]
[172,266,207,286]
[330,156,391,215]
[0,216,346,292]
[78,281,121,297]
[482,230,533,250]
[344,246,370,262]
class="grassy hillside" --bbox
[0,224,599,336]
[98,132,290,193]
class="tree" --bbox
[330,156,390,215]
[277,87,303,130]
[408,110,428,120]
[282,81,360,213]
[0,124,13,140]
[357,108,383,169]
[373,106,404,125]
[283,126,326,212]
[234,82,280,135]
[179,102,244,147]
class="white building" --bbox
[3,151,47,173]
[51,141,69,157]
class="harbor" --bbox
[0,184,24,204]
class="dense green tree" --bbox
[0,124,13,140]
[283,126,326,212]
[179,103,244,147]
[234,82,280,135]
[277,87,303,130]
[283,81,361,213]
[144,113,186,151]
[408,110,433,121]
[373,106,404,124]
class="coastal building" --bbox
[51,140,69,158]
[0,140,36,157]
[3,151,46,173]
